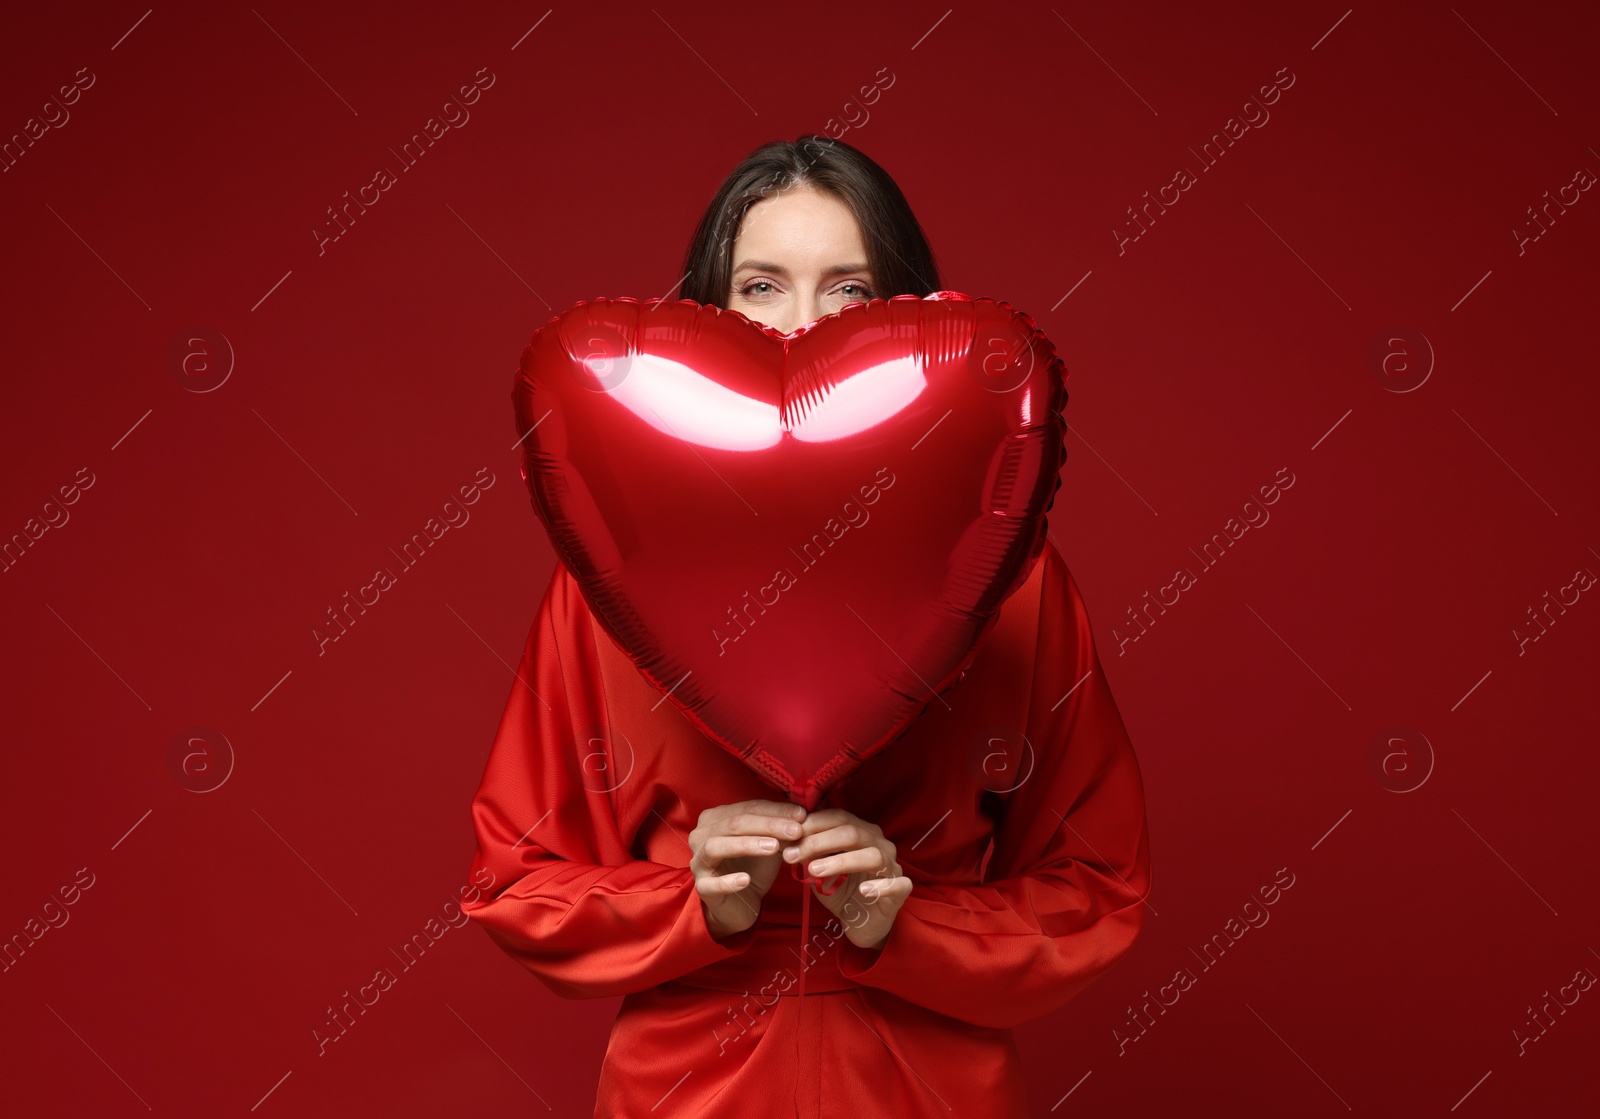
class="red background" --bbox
[3,1,1597,1114]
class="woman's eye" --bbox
[737,279,872,300]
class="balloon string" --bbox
[789,858,845,1119]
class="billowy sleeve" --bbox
[460,566,757,998]
[835,544,1153,1028]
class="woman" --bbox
[461,135,1153,1118]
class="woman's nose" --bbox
[785,297,822,335]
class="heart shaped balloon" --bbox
[512,292,1067,809]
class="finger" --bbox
[742,799,808,819]
[701,834,783,862]
[696,870,751,895]
[782,823,864,863]
[722,811,807,841]
[858,875,911,901]
[702,799,805,828]
[795,808,850,834]
[803,846,885,878]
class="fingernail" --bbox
[784,847,799,861]
[784,823,802,837]
[810,859,831,875]
[759,838,778,851]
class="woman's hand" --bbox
[783,808,912,950]
[690,798,807,940]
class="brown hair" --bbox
[677,134,942,308]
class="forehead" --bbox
[732,185,868,268]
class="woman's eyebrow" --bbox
[732,260,871,276]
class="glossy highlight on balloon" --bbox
[512,291,1069,809]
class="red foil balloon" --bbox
[512,292,1067,810]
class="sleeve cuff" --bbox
[833,914,901,984]
[681,870,759,958]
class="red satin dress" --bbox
[460,538,1152,1118]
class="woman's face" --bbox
[727,183,877,335]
